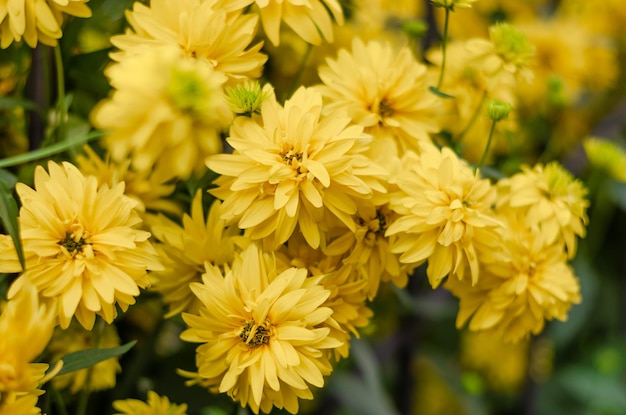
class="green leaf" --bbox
[0,177,24,270]
[54,340,137,376]
[607,180,626,211]
[429,86,455,99]
[0,97,43,114]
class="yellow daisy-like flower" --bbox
[150,190,247,317]
[583,137,626,182]
[0,0,91,48]
[0,279,55,413]
[252,0,343,46]
[207,86,386,250]
[496,161,589,258]
[47,321,121,394]
[386,144,502,288]
[110,0,265,81]
[317,37,440,162]
[0,161,163,329]
[445,214,582,343]
[92,45,232,179]
[180,243,342,414]
[113,390,187,415]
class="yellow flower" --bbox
[206,86,386,250]
[317,37,440,162]
[0,279,55,413]
[110,0,265,81]
[252,0,344,46]
[180,243,342,414]
[92,45,232,179]
[446,214,582,343]
[496,162,589,258]
[0,0,91,48]
[386,144,502,288]
[583,137,626,182]
[431,0,476,9]
[47,322,121,394]
[150,190,247,317]
[113,390,187,415]
[0,161,163,329]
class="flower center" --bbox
[239,319,271,348]
[58,232,88,255]
[378,98,394,120]
[280,148,307,175]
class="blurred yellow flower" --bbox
[386,144,502,288]
[150,191,247,317]
[111,0,266,81]
[497,162,589,258]
[0,0,91,48]
[318,37,440,162]
[0,394,40,415]
[47,322,121,394]
[113,390,187,415]
[207,86,386,250]
[431,0,476,9]
[0,161,163,329]
[92,46,231,179]
[180,243,342,414]
[583,137,626,182]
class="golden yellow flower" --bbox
[113,390,188,415]
[180,243,342,414]
[318,37,440,162]
[207,86,386,250]
[445,213,582,343]
[583,137,626,182]
[0,0,91,48]
[92,45,232,179]
[150,190,247,317]
[0,279,55,413]
[252,0,343,46]
[47,322,121,394]
[386,144,502,288]
[110,0,265,81]
[496,162,589,258]
[0,161,163,329]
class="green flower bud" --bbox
[487,100,513,121]
[225,80,272,117]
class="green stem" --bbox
[436,7,450,89]
[456,90,487,143]
[75,319,105,415]
[476,119,497,172]
[51,385,70,415]
[54,45,67,143]
[288,43,313,98]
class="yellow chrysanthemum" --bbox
[325,199,411,300]
[207,86,386,250]
[445,214,581,343]
[150,190,247,317]
[0,279,55,413]
[386,144,502,288]
[583,137,626,182]
[0,0,91,48]
[92,45,231,179]
[496,162,589,258]
[110,0,265,81]
[180,243,342,414]
[317,37,440,162]
[113,390,187,415]
[251,0,343,46]
[47,321,121,394]
[0,161,163,329]
[75,145,182,219]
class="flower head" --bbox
[431,0,476,10]
[0,0,91,48]
[1,161,163,329]
[180,243,342,414]
[225,80,274,117]
[207,86,386,250]
[92,45,232,179]
[583,137,626,182]
[113,391,187,415]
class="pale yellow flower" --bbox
[0,161,163,329]
[0,0,91,48]
[583,137,626,182]
[113,390,187,415]
[150,191,247,317]
[180,243,342,414]
[92,45,232,179]
[318,37,440,162]
[110,0,266,81]
[207,86,386,250]
[386,144,502,288]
